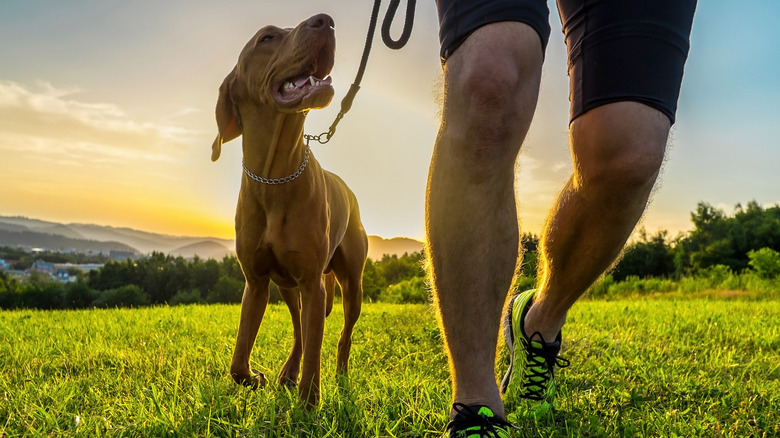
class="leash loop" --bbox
[381,0,416,50]
[304,0,415,145]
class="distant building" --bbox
[109,250,138,261]
[27,261,104,282]
[57,263,104,282]
[4,269,26,279]
[30,261,55,275]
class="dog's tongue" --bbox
[294,75,331,88]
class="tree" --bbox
[88,259,137,291]
[361,258,386,302]
[206,276,244,304]
[613,229,675,280]
[221,255,245,282]
[677,201,780,274]
[190,258,221,296]
[377,252,424,285]
[748,248,780,279]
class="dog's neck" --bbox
[240,107,310,182]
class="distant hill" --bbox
[169,241,233,260]
[0,216,233,258]
[367,236,423,260]
[0,216,422,260]
[0,229,136,254]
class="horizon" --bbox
[4,198,774,244]
[0,214,436,245]
[0,215,426,262]
[2,0,779,241]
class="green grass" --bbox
[1,299,778,437]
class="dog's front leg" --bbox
[278,286,302,387]
[298,278,327,408]
[230,276,271,389]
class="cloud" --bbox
[0,80,201,154]
[0,133,173,168]
[515,154,566,202]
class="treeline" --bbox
[614,201,780,279]
[0,250,428,310]
[586,201,780,298]
[0,253,246,310]
[1,200,779,310]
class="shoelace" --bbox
[446,403,518,438]
[521,332,571,401]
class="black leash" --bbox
[304,0,416,146]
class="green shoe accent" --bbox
[500,289,570,415]
[446,403,515,438]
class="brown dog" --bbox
[211,13,368,408]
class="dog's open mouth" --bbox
[273,73,333,108]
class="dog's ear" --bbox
[212,69,242,162]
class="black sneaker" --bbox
[445,403,515,438]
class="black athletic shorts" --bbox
[436,0,697,123]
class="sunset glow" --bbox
[1,0,779,241]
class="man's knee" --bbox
[571,102,671,189]
[441,22,543,175]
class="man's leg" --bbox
[425,22,543,418]
[524,101,671,340]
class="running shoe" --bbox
[500,289,570,415]
[445,403,515,438]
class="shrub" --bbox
[380,277,429,304]
[588,274,615,298]
[679,276,708,294]
[717,272,743,290]
[748,248,780,279]
[514,275,536,294]
[0,290,18,309]
[62,281,95,309]
[18,282,64,310]
[170,289,203,306]
[698,264,733,288]
[206,276,244,304]
[92,285,150,308]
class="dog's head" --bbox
[212,13,336,161]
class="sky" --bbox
[1,0,778,242]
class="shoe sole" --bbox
[500,295,517,394]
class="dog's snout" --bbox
[307,13,334,30]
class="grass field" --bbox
[1,298,778,437]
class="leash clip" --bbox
[304,131,332,146]
[303,0,415,146]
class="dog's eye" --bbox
[259,34,275,43]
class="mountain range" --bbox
[0,216,422,260]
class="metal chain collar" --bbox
[242,146,310,185]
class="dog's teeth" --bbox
[284,81,294,90]
[309,76,315,86]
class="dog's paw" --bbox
[278,374,297,388]
[232,369,267,390]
